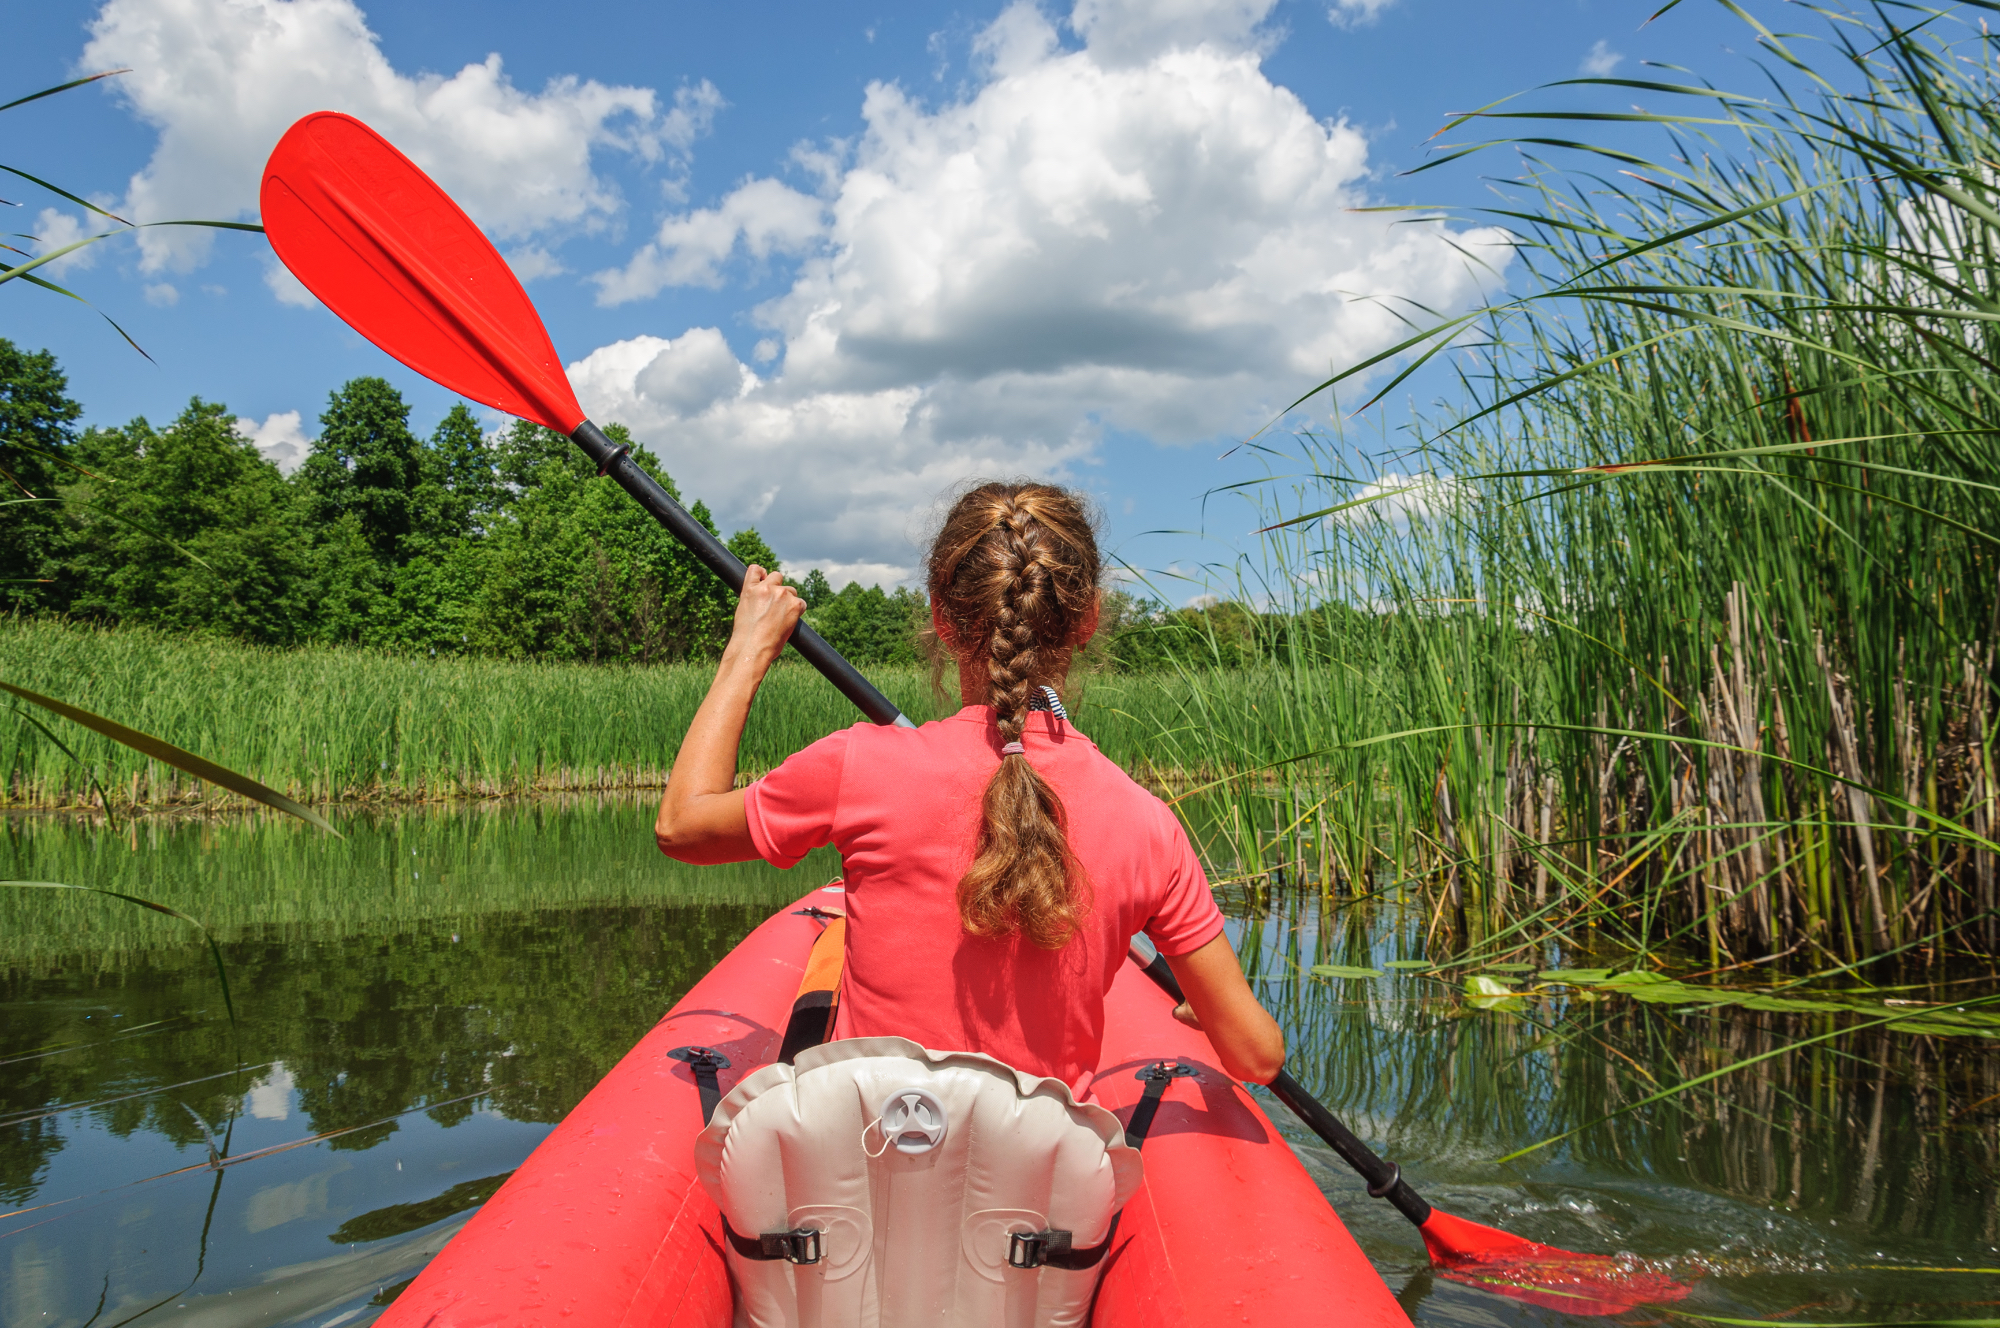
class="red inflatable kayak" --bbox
[378,886,1408,1326]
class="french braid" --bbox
[926,482,1101,949]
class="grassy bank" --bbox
[0,616,1235,809]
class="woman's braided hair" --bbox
[926,482,1102,950]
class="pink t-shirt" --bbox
[743,705,1224,1088]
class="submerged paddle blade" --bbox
[1419,1209,1692,1315]
[260,111,584,433]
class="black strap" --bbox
[776,991,835,1065]
[722,1216,823,1264]
[667,1045,731,1123]
[1011,1059,1197,1272]
[1123,1060,1197,1149]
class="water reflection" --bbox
[1,800,822,1327]
[2,803,1996,1325]
[1234,886,2000,1321]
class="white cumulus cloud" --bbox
[236,409,312,473]
[572,0,1511,579]
[30,208,100,276]
[80,0,698,274]
[1068,0,1279,64]
[1331,472,1470,527]
[1326,0,1398,28]
[594,177,825,302]
[1579,40,1622,77]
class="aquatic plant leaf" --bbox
[1384,960,1434,970]
[1465,975,1526,1010]
[1311,964,1385,979]
[1579,973,2000,1032]
[1484,962,1537,973]
[0,681,339,835]
[1543,968,1615,983]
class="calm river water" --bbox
[2,799,1993,1326]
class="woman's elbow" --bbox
[654,809,694,860]
[1225,1025,1287,1085]
[1240,1050,1287,1087]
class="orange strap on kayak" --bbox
[776,914,845,1064]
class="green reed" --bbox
[1152,2,2000,965]
[0,616,1216,810]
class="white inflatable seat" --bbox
[694,1036,1144,1328]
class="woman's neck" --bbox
[954,658,1070,710]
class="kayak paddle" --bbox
[1126,936,1691,1315]
[258,111,912,729]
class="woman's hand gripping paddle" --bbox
[1127,937,1692,1316]
[259,111,912,728]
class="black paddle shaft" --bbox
[571,420,913,729]
[1128,943,1433,1228]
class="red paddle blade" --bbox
[260,111,584,434]
[1420,1209,1693,1316]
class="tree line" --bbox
[0,338,933,665]
[0,337,1261,671]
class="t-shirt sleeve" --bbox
[1141,806,1226,957]
[742,729,852,869]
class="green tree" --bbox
[465,421,756,663]
[808,581,924,665]
[798,568,833,609]
[0,339,83,612]
[418,403,499,541]
[65,399,310,643]
[297,377,424,563]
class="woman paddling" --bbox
[655,481,1283,1092]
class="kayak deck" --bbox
[378,888,1408,1326]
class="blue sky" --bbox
[10,0,1750,593]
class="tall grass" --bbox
[1159,2,2000,965]
[0,616,1222,808]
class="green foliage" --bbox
[0,617,1229,808]
[0,340,82,612]
[1,344,1249,674]
[65,399,309,643]
[806,580,925,666]
[7,362,807,664]
[1104,592,1270,672]
[1131,4,2000,963]
[297,377,425,563]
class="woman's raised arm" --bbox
[654,566,805,864]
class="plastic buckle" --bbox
[762,1227,822,1265]
[1008,1229,1072,1269]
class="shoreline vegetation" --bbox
[1167,7,2000,971]
[0,615,1230,810]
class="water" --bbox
[2,801,1994,1326]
